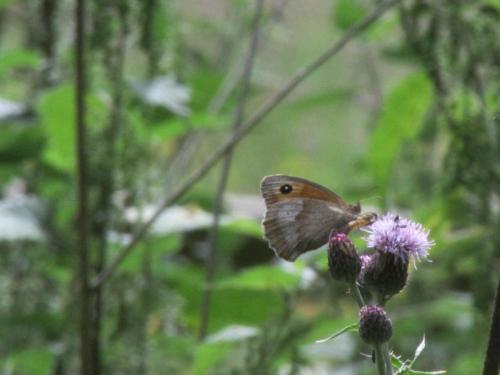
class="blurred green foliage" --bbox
[0,0,498,374]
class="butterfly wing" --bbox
[262,198,357,261]
[260,175,359,261]
[261,175,350,208]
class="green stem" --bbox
[374,344,387,375]
[350,282,365,308]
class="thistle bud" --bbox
[359,251,409,297]
[359,305,392,345]
[328,232,361,283]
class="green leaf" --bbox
[192,342,233,375]
[484,0,500,10]
[215,265,302,291]
[191,112,227,130]
[7,348,54,375]
[0,0,15,8]
[38,84,106,172]
[0,123,44,161]
[222,218,262,238]
[39,85,76,171]
[333,0,367,31]
[114,234,182,275]
[366,12,399,41]
[151,120,188,140]
[369,72,432,186]
[315,322,358,343]
[151,112,227,141]
[0,48,39,74]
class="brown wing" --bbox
[262,198,358,261]
[261,175,351,208]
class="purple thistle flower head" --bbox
[363,213,434,262]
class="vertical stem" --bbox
[75,0,93,374]
[198,0,265,340]
[89,9,127,374]
[483,271,500,375]
[374,344,387,375]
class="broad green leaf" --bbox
[333,0,367,31]
[0,49,39,74]
[192,342,233,375]
[369,72,432,186]
[189,70,224,111]
[206,288,283,334]
[0,123,43,161]
[151,120,188,140]
[191,112,227,130]
[8,348,54,375]
[113,234,182,275]
[0,0,14,8]
[191,288,283,334]
[484,0,500,10]
[176,268,283,333]
[315,322,358,343]
[39,85,76,171]
[222,218,262,238]
[366,11,399,41]
[38,84,106,172]
[151,112,227,141]
[215,265,302,291]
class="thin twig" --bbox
[198,0,265,341]
[483,271,500,375]
[75,0,93,374]
[92,0,404,288]
[90,8,128,375]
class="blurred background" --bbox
[0,0,499,374]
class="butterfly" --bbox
[260,175,376,261]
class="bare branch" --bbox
[92,0,404,288]
[74,0,94,373]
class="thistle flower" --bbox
[328,232,361,283]
[364,213,434,262]
[359,305,392,345]
[360,214,434,298]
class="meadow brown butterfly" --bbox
[260,175,376,261]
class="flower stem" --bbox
[383,343,394,375]
[350,282,365,308]
[374,344,387,375]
